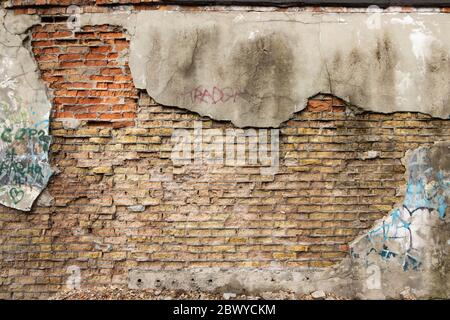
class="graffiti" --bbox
[0,111,53,210]
[0,126,51,152]
[0,11,53,211]
[9,187,24,205]
[184,86,243,105]
[0,148,46,185]
[353,143,449,272]
[0,75,52,210]
[366,206,423,271]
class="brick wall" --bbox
[32,23,137,127]
[1,81,449,298]
[0,4,449,299]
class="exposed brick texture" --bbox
[32,23,137,127]
[0,6,449,299]
[0,85,449,298]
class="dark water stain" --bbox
[429,142,450,173]
[148,31,162,87]
[178,26,220,81]
[230,32,295,120]
[425,43,448,75]
[424,42,450,116]
[376,35,396,80]
[329,32,398,109]
[154,26,220,101]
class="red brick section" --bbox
[306,96,346,113]
[32,23,137,128]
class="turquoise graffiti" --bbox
[353,143,449,272]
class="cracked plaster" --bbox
[80,10,450,127]
[0,8,53,211]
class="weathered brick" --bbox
[0,15,447,300]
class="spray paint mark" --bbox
[355,144,448,272]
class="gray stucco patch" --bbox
[0,9,53,211]
[81,11,450,127]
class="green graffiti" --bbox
[9,187,24,204]
[0,148,45,186]
[0,126,51,151]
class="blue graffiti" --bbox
[364,147,448,272]
[380,245,397,260]
[403,170,448,219]
[33,119,50,130]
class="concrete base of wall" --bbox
[129,267,352,297]
[128,259,448,299]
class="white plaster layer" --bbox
[0,9,53,211]
[82,11,450,127]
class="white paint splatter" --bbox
[395,70,413,96]
[390,15,416,26]
[248,30,260,40]
[410,29,434,62]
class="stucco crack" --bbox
[318,21,333,95]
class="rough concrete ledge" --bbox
[128,267,354,297]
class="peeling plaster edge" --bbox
[78,11,450,128]
[0,8,54,212]
[2,10,40,35]
[138,89,448,130]
[348,141,449,250]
